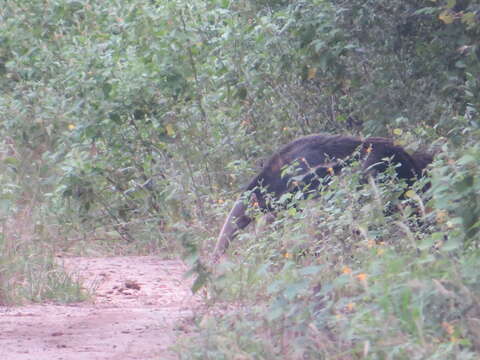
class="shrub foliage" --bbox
[1,0,479,356]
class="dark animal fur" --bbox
[213,134,433,261]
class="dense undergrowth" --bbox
[1,0,479,357]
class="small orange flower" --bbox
[342,266,352,275]
[283,252,292,259]
[442,322,454,335]
[366,144,373,154]
[327,167,334,176]
[356,273,368,282]
[346,302,356,312]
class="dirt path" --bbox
[0,256,200,360]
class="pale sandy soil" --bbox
[0,256,200,360]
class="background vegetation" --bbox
[0,0,479,357]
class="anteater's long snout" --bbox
[212,199,251,262]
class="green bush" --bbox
[179,160,480,358]
[430,142,480,247]
[1,2,479,354]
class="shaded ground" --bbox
[0,256,200,360]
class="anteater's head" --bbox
[361,137,431,184]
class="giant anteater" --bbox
[213,134,433,261]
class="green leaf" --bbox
[3,157,20,166]
[284,280,308,300]
[441,239,461,252]
[417,237,435,250]
[299,265,325,276]
[0,199,12,213]
[191,271,209,294]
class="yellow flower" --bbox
[68,124,76,131]
[366,144,373,154]
[346,302,356,312]
[283,252,292,259]
[327,167,334,176]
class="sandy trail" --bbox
[0,256,200,360]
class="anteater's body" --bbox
[213,134,433,261]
